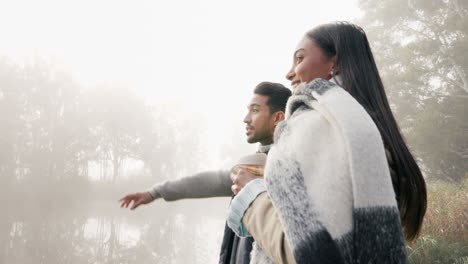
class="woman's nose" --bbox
[286,67,295,81]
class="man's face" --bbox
[243,94,276,145]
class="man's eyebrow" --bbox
[247,103,261,108]
[293,48,305,57]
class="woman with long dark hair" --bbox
[227,22,427,263]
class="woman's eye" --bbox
[296,56,304,62]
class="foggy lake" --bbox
[2,193,230,263]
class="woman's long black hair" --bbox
[307,21,427,242]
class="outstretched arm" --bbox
[148,170,232,201]
[119,170,232,210]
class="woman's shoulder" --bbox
[273,106,333,157]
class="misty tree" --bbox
[358,0,468,181]
[84,83,154,183]
[0,57,89,186]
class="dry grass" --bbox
[422,179,468,241]
[408,179,468,263]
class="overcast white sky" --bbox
[0,0,362,169]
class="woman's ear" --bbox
[330,56,339,75]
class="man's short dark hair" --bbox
[254,82,292,113]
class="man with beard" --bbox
[119,81,291,263]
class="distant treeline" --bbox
[0,57,210,198]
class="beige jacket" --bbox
[242,192,296,264]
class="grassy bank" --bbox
[408,179,468,264]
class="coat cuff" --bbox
[145,186,161,200]
[227,179,267,237]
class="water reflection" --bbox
[84,218,141,247]
[3,199,228,264]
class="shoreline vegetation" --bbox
[408,179,468,263]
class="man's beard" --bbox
[247,129,269,144]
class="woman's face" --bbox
[286,36,335,90]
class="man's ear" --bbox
[273,111,285,125]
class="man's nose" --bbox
[243,114,251,124]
